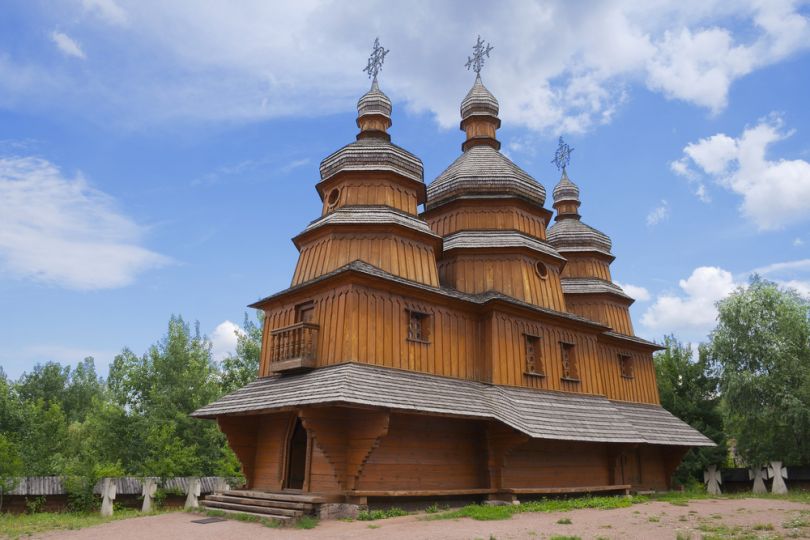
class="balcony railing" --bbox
[269,322,319,372]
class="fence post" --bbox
[184,478,201,509]
[767,461,788,494]
[703,465,722,495]
[141,478,158,512]
[749,466,767,494]
[100,478,117,517]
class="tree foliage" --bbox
[707,276,810,465]
[0,313,264,481]
[654,335,727,485]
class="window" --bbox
[560,342,579,381]
[294,301,315,323]
[326,187,341,208]
[619,354,634,379]
[524,334,544,376]
[534,261,549,279]
[407,310,431,343]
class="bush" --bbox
[25,496,46,514]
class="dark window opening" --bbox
[619,354,634,379]
[295,301,315,323]
[407,310,431,343]
[524,334,544,375]
[560,342,579,381]
[285,418,307,490]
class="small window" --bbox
[326,187,341,207]
[295,301,315,323]
[407,310,431,343]
[560,342,579,381]
[534,261,548,279]
[524,334,544,376]
[619,354,634,379]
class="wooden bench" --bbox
[503,484,632,496]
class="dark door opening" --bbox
[285,418,307,490]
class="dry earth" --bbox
[32,498,810,540]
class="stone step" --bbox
[200,506,293,522]
[222,489,326,504]
[207,494,313,511]
[202,499,303,518]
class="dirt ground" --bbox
[32,498,810,540]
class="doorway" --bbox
[285,418,307,490]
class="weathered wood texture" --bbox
[251,413,294,491]
[424,201,548,240]
[356,413,488,491]
[318,177,420,215]
[259,285,659,404]
[438,255,566,311]
[292,234,439,286]
[565,297,634,336]
[502,439,612,488]
[560,255,613,281]
[218,417,257,488]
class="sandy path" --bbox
[33,498,810,540]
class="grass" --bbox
[356,507,409,521]
[424,495,642,522]
[556,517,572,524]
[0,509,167,539]
[200,509,282,528]
[295,515,319,529]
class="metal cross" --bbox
[465,35,494,75]
[552,136,574,171]
[363,37,389,81]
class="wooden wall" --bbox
[502,439,611,488]
[565,297,634,336]
[251,413,293,491]
[357,413,488,491]
[217,416,258,488]
[438,254,566,311]
[319,176,419,215]
[560,254,612,281]
[292,233,439,287]
[259,284,660,404]
[426,205,548,240]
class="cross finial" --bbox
[552,136,574,172]
[465,35,494,75]
[363,37,389,82]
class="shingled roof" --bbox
[298,206,439,239]
[192,362,713,447]
[561,277,633,300]
[319,138,423,184]
[442,230,565,262]
[547,217,613,256]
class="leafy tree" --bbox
[16,400,70,475]
[655,336,727,485]
[220,311,263,393]
[15,358,103,423]
[708,276,810,466]
[0,432,23,511]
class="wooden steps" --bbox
[200,490,321,522]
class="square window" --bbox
[407,310,431,343]
[619,354,634,379]
[524,334,544,375]
[560,342,579,381]
[294,301,315,323]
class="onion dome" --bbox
[547,218,613,256]
[552,169,580,204]
[461,75,499,120]
[319,138,423,184]
[357,78,392,121]
[427,145,545,209]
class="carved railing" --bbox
[269,322,319,371]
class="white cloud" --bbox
[615,282,651,302]
[82,0,129,25]
[646,200,670,226]
[3,1,807,131]
[641,266,739,341]
[50,31,86,59]
[672,115,810,230]
[751,258,810,276]
[780,279,810,298]
[794,237,804,247]
[210,320,245,361]
[0,155,169,289]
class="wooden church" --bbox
[193,38,712,511]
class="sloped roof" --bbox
[319,138,423,184]
[442,230,565,262]
[460,75,499,120]
[192,362,714,447]
[547,217,613,255]
[561,278,632,300]
[357,79,392,120]
[552,171,581,204]
[427,145,546,209]
[300,206,439,238]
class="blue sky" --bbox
[2,0,810,379]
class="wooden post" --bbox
[100,478,116,517]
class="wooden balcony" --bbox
[269,322,319,372]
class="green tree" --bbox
[655,336,727,485]
[0,432,23,512]
[220,311,263,393]
[15,358,103,423]
[708,276,810,465]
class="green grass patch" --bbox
[556,517,572,524]
[0,509,162,539]
[425,495,643,522]
[356,507,409,521]
[295,515,319,529]
[648,515,660,522]
[549,536,581,540]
